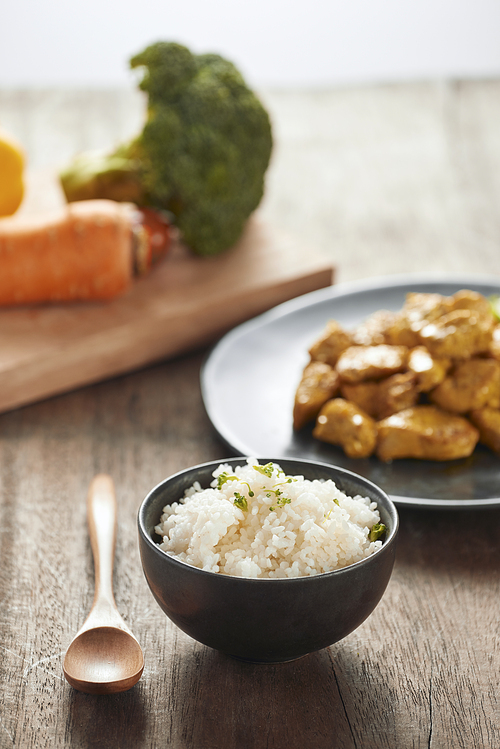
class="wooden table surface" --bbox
[1,82,500,749]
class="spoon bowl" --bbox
[63,475,144,694]
[64,627,144,694]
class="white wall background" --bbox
[1,0,500,88]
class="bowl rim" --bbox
[137,456,399,583]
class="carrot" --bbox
[0,199,170,305]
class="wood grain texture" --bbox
[0,356,498,749]
[0,172,333,414]
[1,83,500,749]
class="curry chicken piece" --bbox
[376,372,419,419]
[341,371,418,419]
[448,289,493,318]
[340,381,379,417]
[351,309,396,346]
[430,358,500,413]
[308,320,353,367]
[336,344,409,384]
[293,361,340,430]
[469,407,500,455]
[407,346,451,392]
[385,292,452,347]
[418,308,494,360]
[376,405,479,462]
[313,399,377,458]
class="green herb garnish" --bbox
[277,496,291,507]
[323,499,340,522]
[268,491,292,511]
[217,471,234,489]
[273,478,296,487]
[369,523,387,542]
[253,463,275,478]
[252,464,298,511]
[233,492,248,511]
[217,472,254,496]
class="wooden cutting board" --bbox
[0,170,334,414]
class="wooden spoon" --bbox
[63,474,144,694]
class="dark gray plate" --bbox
[201,274,500,510]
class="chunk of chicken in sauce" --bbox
[385,293,452,347]
[376,405,479,462]
[469,407,500,455]
[430,358,500,413]
[341,371,418,419]
[336,345,409,384]
[339,381,380,418]
[419,308,494,360]
[293,361,340,430]
[351,309,396,346]
[308,320,352,367]
[376,372,419,419]
[407,346,451,392]
[313,399,377,458]
[448,289,493,318]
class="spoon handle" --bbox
[87,474,117,610]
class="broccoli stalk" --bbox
[59,42,273,257]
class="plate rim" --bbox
[201,272,500,511]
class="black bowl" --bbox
[137,458,399,664]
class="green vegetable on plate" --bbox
[489,295,500,322]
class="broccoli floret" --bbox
[60,42,273,256]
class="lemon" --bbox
[0,128,25,216]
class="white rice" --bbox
[155,459,384,578]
